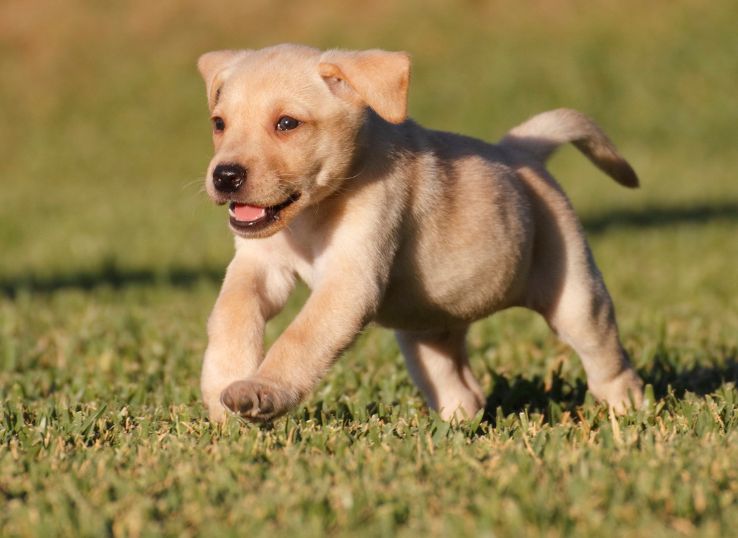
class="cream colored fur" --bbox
[197,44,643,422]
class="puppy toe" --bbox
[220,389,236,412]
[257,394,275,417]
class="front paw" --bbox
[220,378,297,422]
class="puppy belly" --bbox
[375,238,531,330]
[374,276,522,330]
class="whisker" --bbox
[180,177,207,191]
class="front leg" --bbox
[220,266,381,421]
[202,245,295,422]
[219,176,404,421]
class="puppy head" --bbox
[197,44,410,238]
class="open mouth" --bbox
[227,193,301,233]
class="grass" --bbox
[2,0,738,536]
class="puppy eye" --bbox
[212,116,225,133]
[276,116,300,132]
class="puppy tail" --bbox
[500,108,639,188]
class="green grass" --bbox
[2,1,738,536]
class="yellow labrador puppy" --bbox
[197,44,643,422]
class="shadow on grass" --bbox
[3,202,737,298]
[0,258,224,298]
[582,201,738,234]
[482,368,587,424]
[482,353,738,425]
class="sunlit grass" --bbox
[2,1,737,536]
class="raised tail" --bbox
[499,108,639,188]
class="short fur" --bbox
[197,44,643,422]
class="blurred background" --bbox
[2,0,737,281]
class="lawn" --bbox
[1,1,737,536]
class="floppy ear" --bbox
[197,50,244,110]
[318,49,411,124]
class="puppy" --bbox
[197,44,643,422]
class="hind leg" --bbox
[395,327,485,420]
[532,256,643,412]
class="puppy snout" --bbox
[212,163,247,193]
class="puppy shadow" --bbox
[481,353,738,426]
[581,202,738,234]
[0,256,224,298]
[481,366,588,425]
[642,352,738,400]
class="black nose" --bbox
[212,163,247,193]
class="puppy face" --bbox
[198,44,410,238]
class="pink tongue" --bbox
[233,203,266,222]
